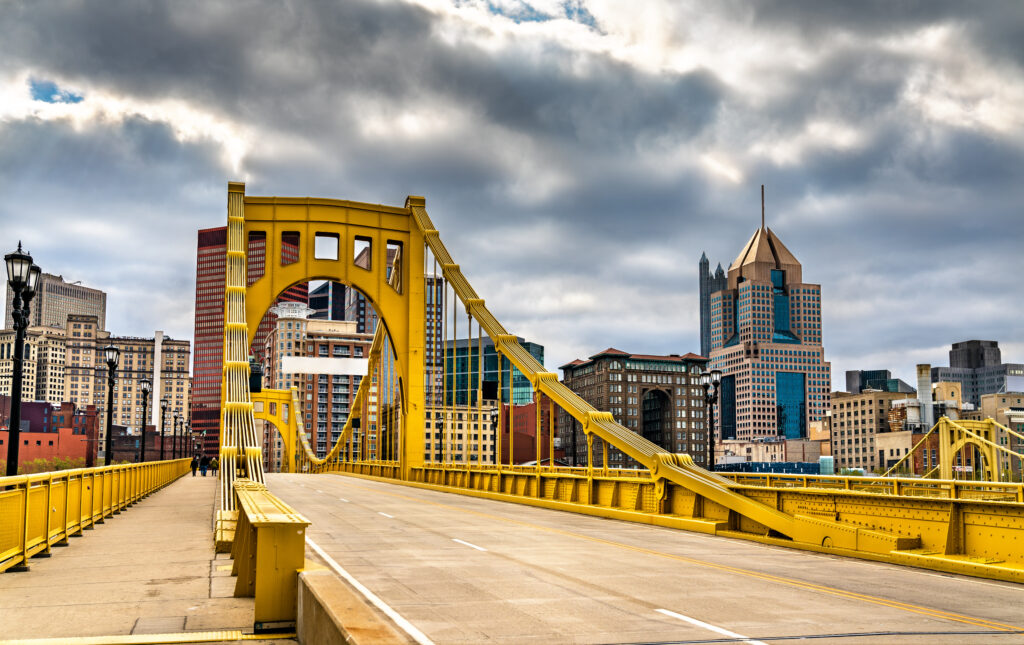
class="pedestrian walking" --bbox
[190,455,199,477]
[210,457,219,476]
[200,454,210,476]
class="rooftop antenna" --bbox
[761,184,765,230]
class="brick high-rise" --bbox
[190,228,227,457]
[708,223,831,442]
[190,227,308,457]
[559,349,708,468]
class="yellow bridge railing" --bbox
[0,459,191,572]
[723,472,1024,502]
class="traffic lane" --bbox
[268,473,1023,644]
[289,472,1024,627]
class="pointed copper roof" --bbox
[728,227,800,274]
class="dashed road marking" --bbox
[452,538,486,552]
[656,608,767,645]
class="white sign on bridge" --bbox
[280,356,369,376]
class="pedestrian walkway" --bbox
[0,473,293,644]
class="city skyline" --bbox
[1,1,1022,388]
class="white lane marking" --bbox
[316,489,323,493]
[379,512,394,518]
[452,538,487,552]
[656,609,767,645]
[339,498,350,503]
[307,537,435,645]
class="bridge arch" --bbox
[222,184,427,491]
[949,436,996,481]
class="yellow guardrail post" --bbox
[229,478,310,632]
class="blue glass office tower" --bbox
[708,224,831,441]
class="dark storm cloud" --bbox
[0,115,227,336]
[746,1,1018,40]
[1,0,1022,381]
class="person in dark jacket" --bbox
[190,456,199,477]
[200,455,210,476]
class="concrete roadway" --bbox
[266,472,1024,645]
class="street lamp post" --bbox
[159,398,168,460]
[138,378,152,463]
[700,369,722,471]
[173,413,181,459]
[3,243,40,477]
[489,407,499,466]
[103,345,120,466]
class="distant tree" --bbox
[16,456,87,475]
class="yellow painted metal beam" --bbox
[0,632,295,645]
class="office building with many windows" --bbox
[931,340,1024,408]
[443,336,544,407]
[559,349,708,468]
[5,272,106,331]
[708,224,831,443]
[191,226,307,457]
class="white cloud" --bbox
[0,71,253,173]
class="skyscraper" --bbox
[708,223,831,442]
[191,227,310,457]
[309,281,347,320]
[932,340,1024,407]
[5,272,107,330]
[698,253,726,358]
[191,227,227,457]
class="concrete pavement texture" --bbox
[266,471,1024,645]
[0,473,295,645]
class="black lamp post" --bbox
[489,406,499,466]
[173,412,181,459]
[103,345,120,466]
[138,378,152,463]
[159,398,168,460]
[700,369,722,471]
[4,243,40,477]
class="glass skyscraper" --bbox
[443,337,544,406]
[708,225,831,441]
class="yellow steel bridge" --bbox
[207,182,1024,625]
[218,182,1024,575]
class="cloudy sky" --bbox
[1,0,1022,387]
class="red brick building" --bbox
[0,396,99,470]
[501,401,563,465]
[559,349,709,468]
[191,227,307,459]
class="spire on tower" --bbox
[761,184,765,230]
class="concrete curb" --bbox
[297,570,411,645]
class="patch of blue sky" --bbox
[482,1,552,23]
[472,0,599,28]
[563,1,598,29]
[29,79,83,104]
